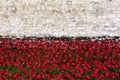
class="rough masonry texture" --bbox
[0,0,120,38]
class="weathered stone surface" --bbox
[0,0,120,38]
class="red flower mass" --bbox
[0,38,120,79]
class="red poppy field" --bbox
[0,38,120,80]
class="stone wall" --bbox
[0,0,120,38]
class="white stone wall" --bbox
[0,0,120,38]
